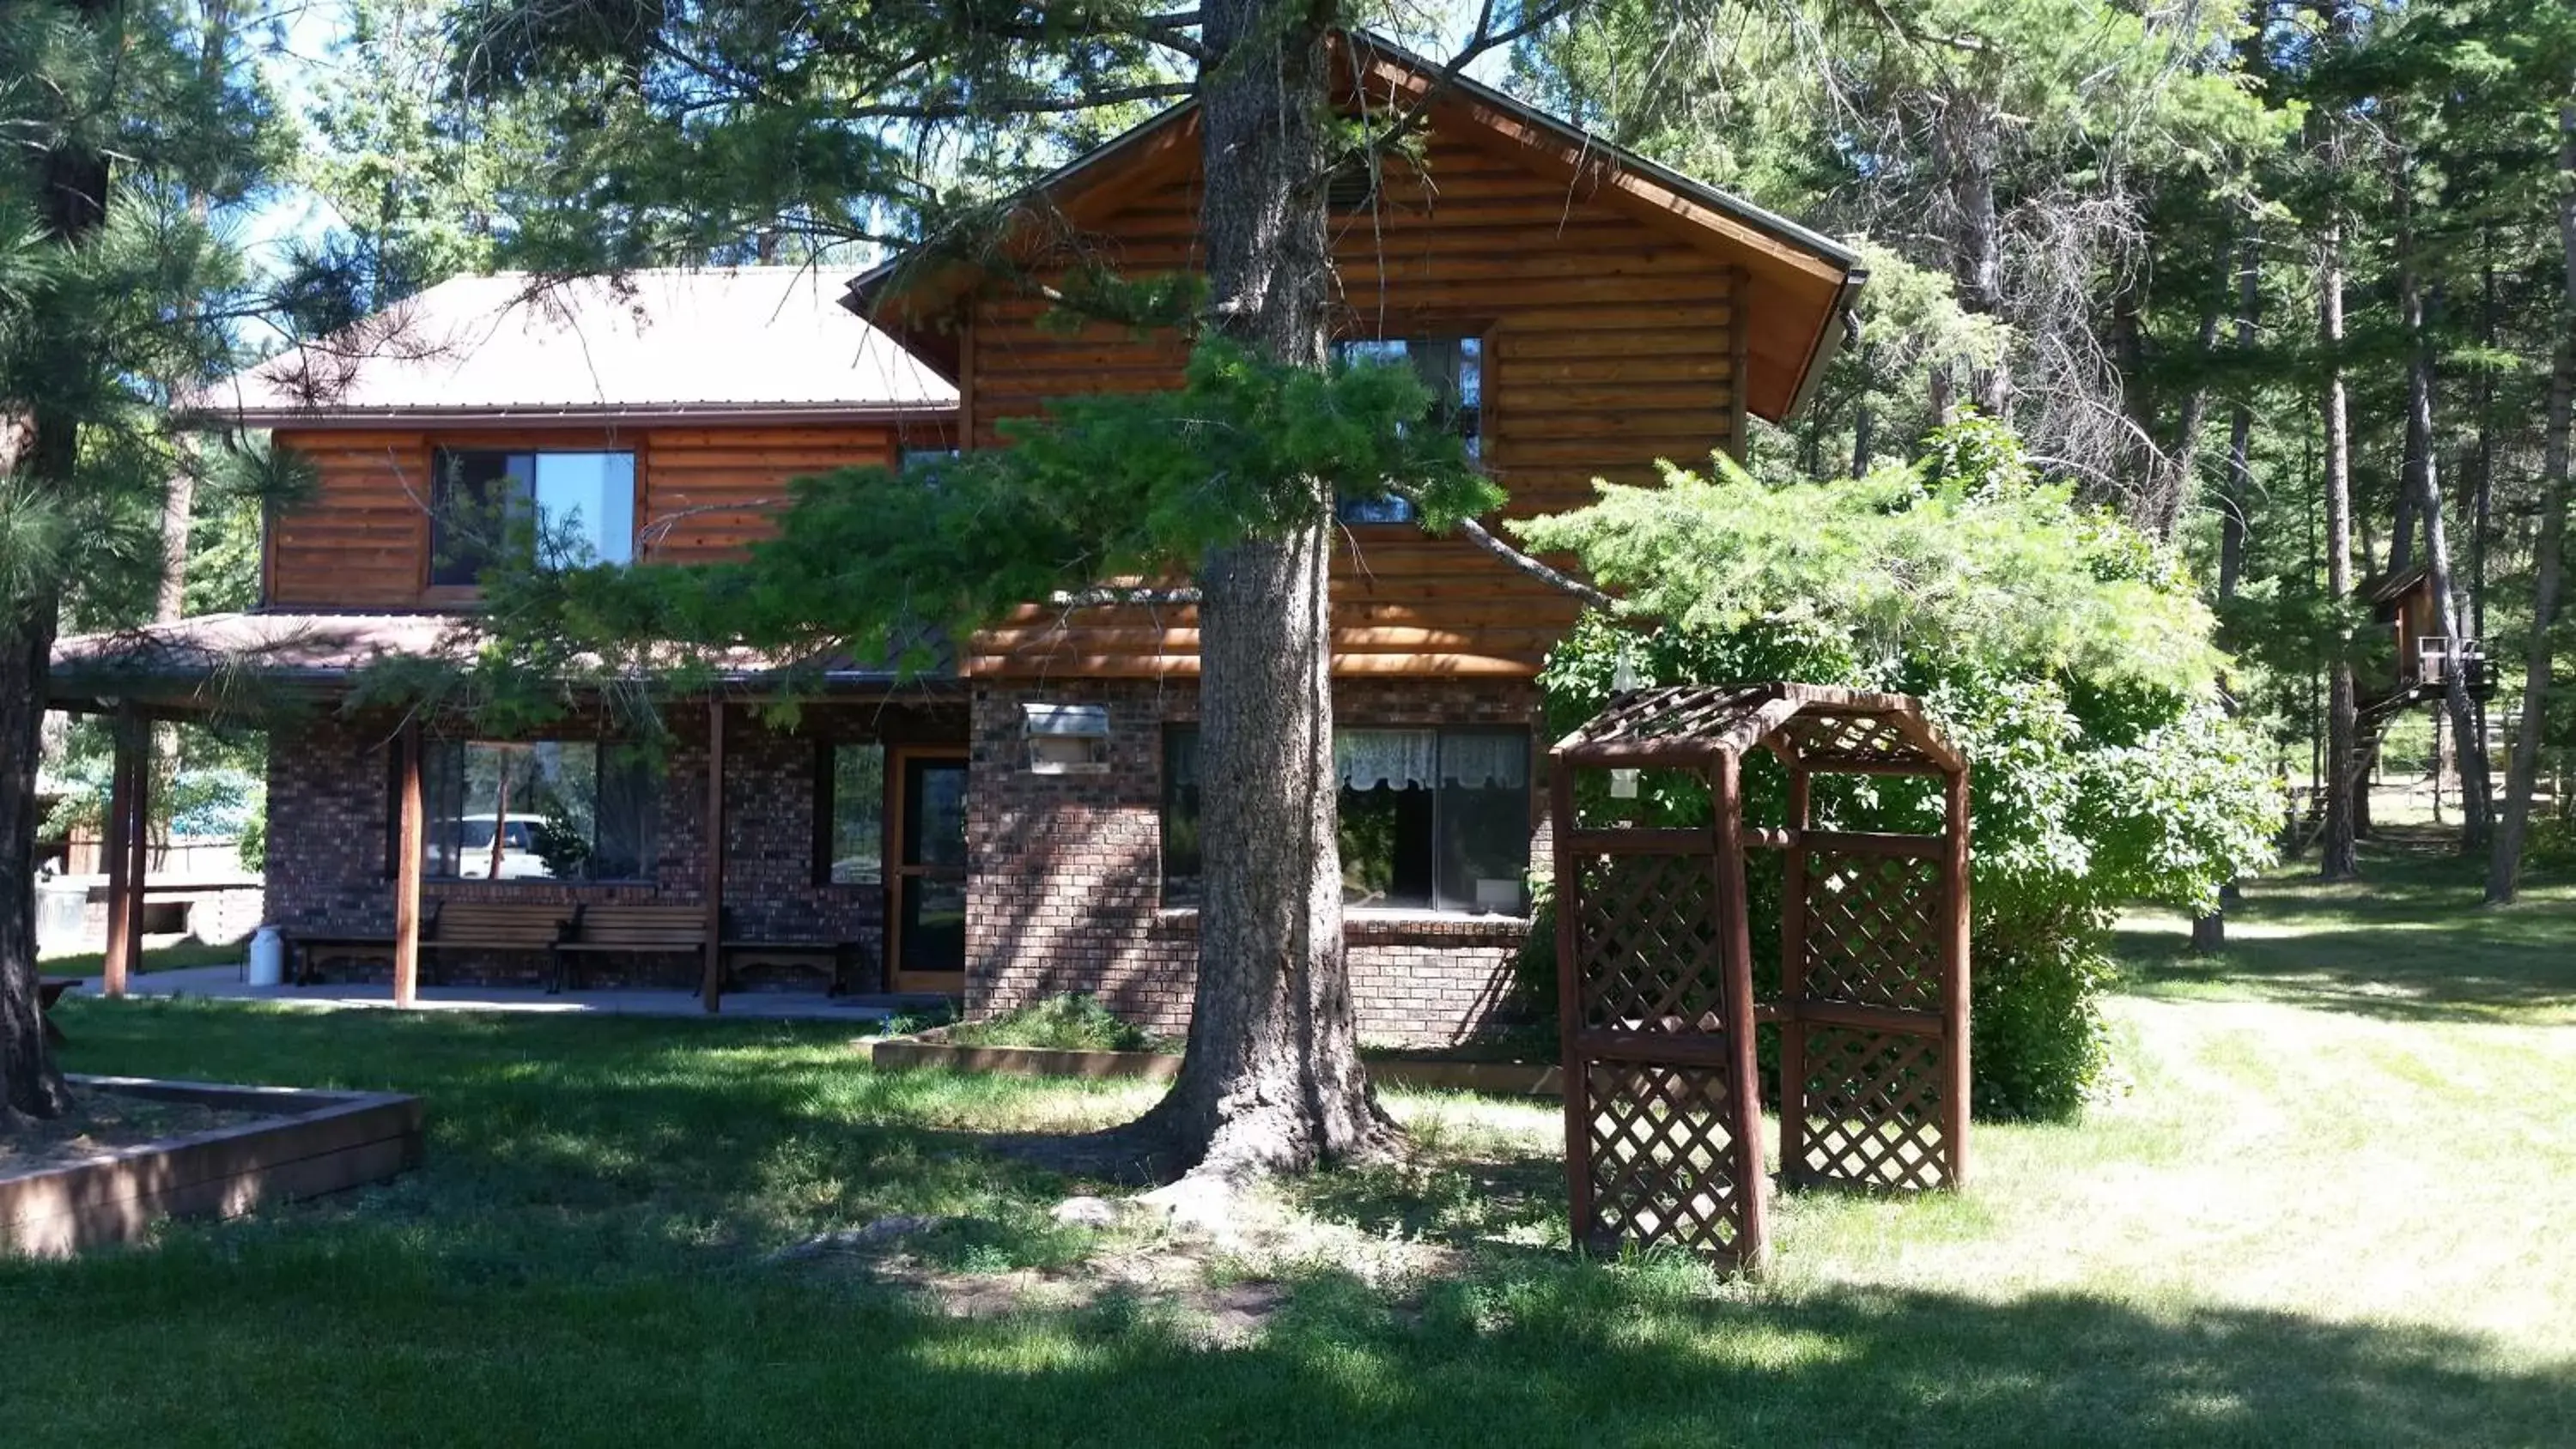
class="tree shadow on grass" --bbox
[2112,915,2576,1023]
[20,998,2576,1446]
[16,1224,2573,1447]
[1287,1146,1569,1249]
[2113,831,2576,1023]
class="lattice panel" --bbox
[1582,1061,1752,1258]
[1803,852,1942,1011]
[1572,852,1722,1032]
[1795,1027,1949,1190]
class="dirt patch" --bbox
[0,1088,282,1178]
[794,1185,1460,1344]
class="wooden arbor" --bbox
[1550,683,1971,1270]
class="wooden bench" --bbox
[291,932,395,986]
[38,976,78,1046]
[419,900,575,988]
[717,906,868,997]
[552,904,707,994]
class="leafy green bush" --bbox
[1521,421,2279,1119]
[235,805,267,872]
[945,994,1176,1053]
[2528,815,2576,874]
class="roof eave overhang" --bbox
[842,28,1865,415]
[183,400,961,433]
[842,99,1208,320]
[1779,268,1870,424]
[46,664,968,713]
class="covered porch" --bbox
[48,611,970,1014]
[110,961,926,1022]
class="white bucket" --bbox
[246,925,286,986]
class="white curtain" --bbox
[1336,730,1437,791]
[1439,732,1528,790]
[1175,727,1526,792]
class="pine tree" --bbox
[453,3,1567,1185]
[0,0,288,1124]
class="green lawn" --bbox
[9,834,2574,1447]
[40,937,246,979]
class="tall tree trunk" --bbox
[2388,479,2419,577]
[157,0,231,631]
[2,0,113,1121]
[1935,90,2008,417]
[2489,103,2576,903]
[2196,226,2264,953]
[1851,339,1876,476]
[1117,8,1394,1180]
[2160,309,2221,541]
[2219,229,2260,602]
[2317,118,2360,881]
[2473,248,2496,643]
[2395,146,2494,849]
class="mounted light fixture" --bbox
[1610,652,1642,799]
[1023,703,1110,775]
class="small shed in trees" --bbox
[1550,683,1971,1270]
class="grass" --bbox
[39,936,245,979]
[942,991,1177,1052]
[8,829,2574,1446]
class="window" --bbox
[819,742,885,885]
[1162,725,1529,913]
[1332,336,1484,525]
[419,739,658,882]
[430,449,635,585]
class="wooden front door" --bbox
[886,746,969,995]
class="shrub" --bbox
[945,994,1176,1053]
[1519,421,2279,1119]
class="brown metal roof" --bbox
[49,611,960,716]
[191,268,959,427]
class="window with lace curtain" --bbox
[1161,724,1529,913]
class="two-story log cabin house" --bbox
[52,42,1862,1045]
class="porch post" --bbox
[1941,765,1973,1189]
[392,721,424,1008]
[99,705,139,997]
[701,697,726,1013]
[126,717,151,984]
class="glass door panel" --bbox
[887,749,968,993]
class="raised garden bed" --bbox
[2,1075,424,1258]
[866,1029,1562,1097]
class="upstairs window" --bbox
[430,449,636,585]
[1332,336,1483,526]
[1163,724,1529,914]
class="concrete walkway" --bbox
[120,964,903,1024]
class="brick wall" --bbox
[266,674,1549,1039]
[266,694,966,990]
[965,676,1549,1046]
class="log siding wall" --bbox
[959,133,1747,679]
[265,420,941,607]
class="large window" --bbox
[818,742,886,885]
[1332,336,1484,525]
[430,449,636,585]
[420,740,658,882]
[1163,725,1529,914]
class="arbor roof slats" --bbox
[1551,682,1963,773]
